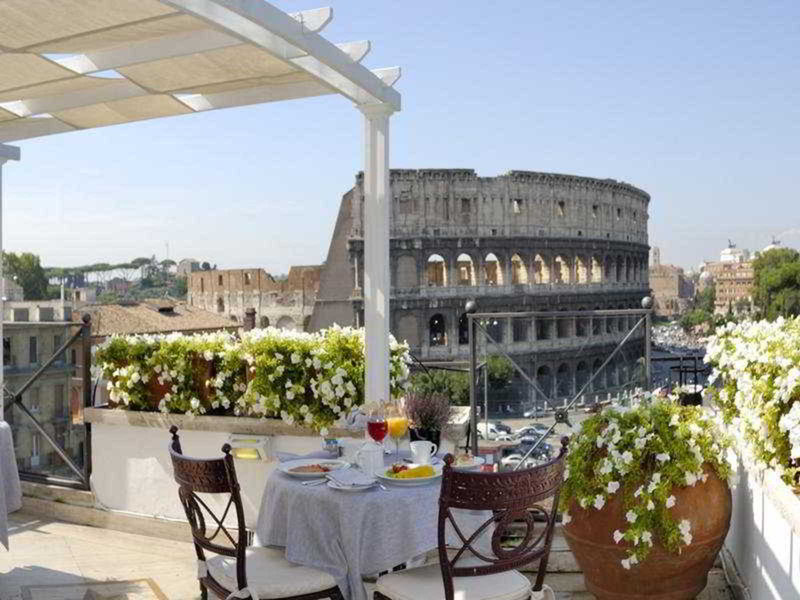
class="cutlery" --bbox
[302,479,327,486]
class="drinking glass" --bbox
[366,406,388,446]
[386,405,409,462]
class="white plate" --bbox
[326,480,376,492]
[453,456,486,471]
[377,463,443,486]
[279,458,350,479]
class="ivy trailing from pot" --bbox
[559,393,733,599]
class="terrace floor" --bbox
[0,511,734,600]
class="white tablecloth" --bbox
[0,421,22,549]
[256,453,490,600]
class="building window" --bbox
[244,273,252,285]
[31,433,41,462]
[29,388,40,414]
[217,297,225,313]
[512,199,521,214]
[29,336,38,364]
[461,198,470,213]
[200,278,205,293]
[557,200,565,217]
[429,314,447,346]
[3,337,10,361]
[218,275,223,285]
[70,349,76,365]
[54,384,65,417]
[616,208,622,220]
[54,335,62,360]
[592,204,599,218]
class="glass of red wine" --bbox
[367,407,388,446]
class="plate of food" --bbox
[279,458,349,479]
[452,454,486,471]
[376,462,443,486]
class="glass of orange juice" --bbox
[386,404,409,462]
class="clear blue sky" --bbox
[4,1,799,273]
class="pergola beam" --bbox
[0,80,147,118]
[0,118,74,144]
[161,0,401,110]
[52,7,335,76]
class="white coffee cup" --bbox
[410,440,438,465]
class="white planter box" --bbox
[85,408,457,528]
[725,445,800,600]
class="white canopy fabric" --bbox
[0,0,399,412]
[0,0,401,142]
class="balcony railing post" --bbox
[81,313,92,485]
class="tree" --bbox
[3,251,49,300]
[753,248,800,319]
[201,261,212,271]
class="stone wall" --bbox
[188,266,321,330]
[311,169,651,400]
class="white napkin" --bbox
[327,468,376,486]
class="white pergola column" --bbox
[359,103,394,404]
[0,144,21,421]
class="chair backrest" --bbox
[168,426,249,591]
[438,437,569,598]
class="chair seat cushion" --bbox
[206,546,338,599]
[375,563,531,600]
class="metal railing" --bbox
[3,315,92,489]
[465,300,654,466]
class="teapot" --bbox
[355,441,384,478]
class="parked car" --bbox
[514,423,551,438]
[522,405,546,418]
[492,420,513,434]
[476,422,514,441]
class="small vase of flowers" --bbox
[404,392,453,449]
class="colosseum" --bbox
[310,169,651,405]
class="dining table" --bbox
[255,450,492,600]
[0,420,22,550]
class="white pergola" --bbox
[0,0,401,418]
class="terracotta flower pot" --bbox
[563,467,731,600]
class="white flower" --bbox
[670,413,680,427]
[594,495,606,510]
[641,531,653,546]
[621,451,634,464]
[607,481,620,494]
[634,485,643,498]
[656,453,670,463]
[626,510,637,523]
[285,391,295,400]
[562,511,571,524]
[613,529,624,544]
[679,519,693,545]
[190,397,200,411]
[203,350,214,361]
[621,558,631,570]
[319,427,329,437]
[291,352,301,364]
[685,471,698,486]
[299,404,308,414]
[666,495,676,508]
[647,500,655,511]
[563,468,570,481]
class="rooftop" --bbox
[81,300,237,337]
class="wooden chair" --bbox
[168,426,344,600]
[375,438,569,600]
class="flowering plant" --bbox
[404,391,453,432]
[559,396,731,569]
[704,317,800,486]
[94,325,413,435]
